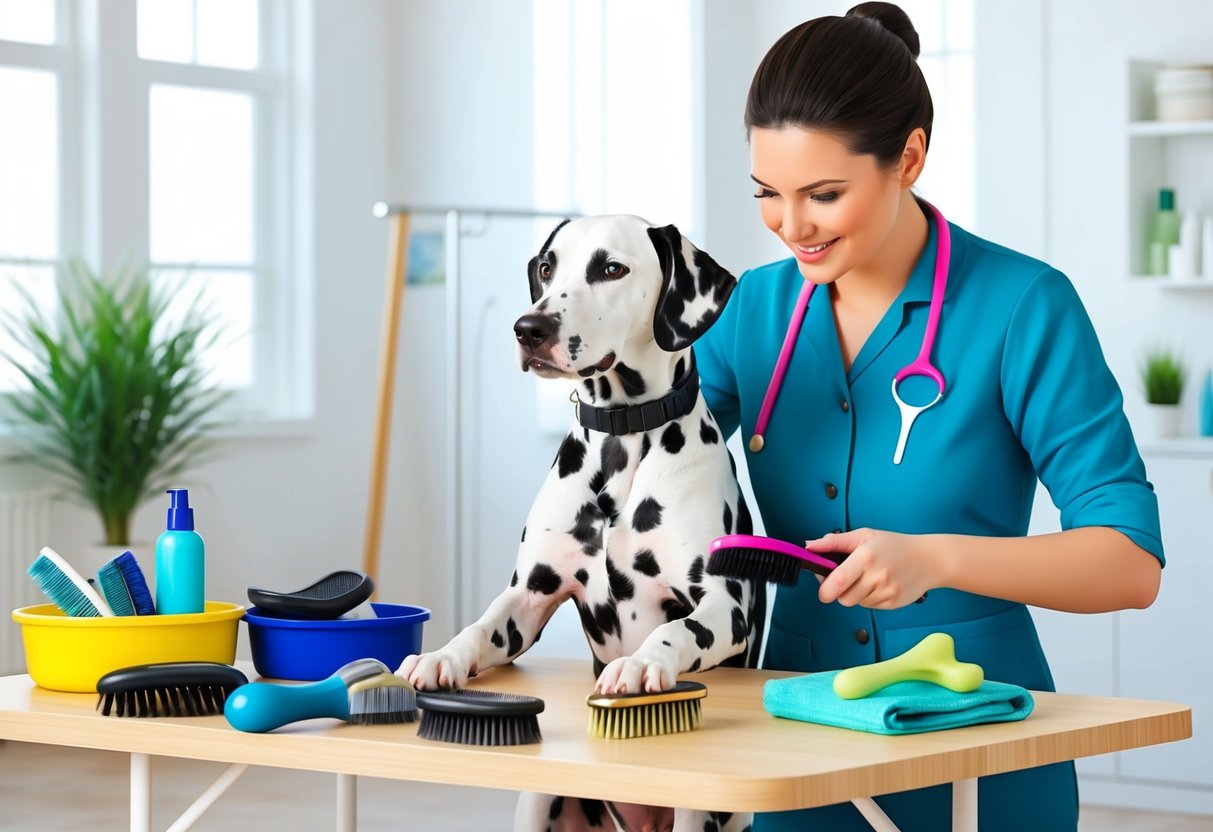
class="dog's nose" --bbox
[514,314,557,349]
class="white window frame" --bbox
[0,0,313,423]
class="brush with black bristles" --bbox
[705,533,842,586]
[223,658,418,733]
[586,681,708,739]
[97,662,249,717]
[416,689,544,746]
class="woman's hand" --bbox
[807,528,948,610]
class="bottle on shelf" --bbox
[1148,188,1180,276]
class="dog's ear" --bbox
[647,224,737,352]
[527,219,571,303]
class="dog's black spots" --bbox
[584,247,613,286]
[728,452,737,475]
[662,640,671,647]
[526,563,562,595]
[684,618,715,650]
[631,497,663,532]
[491,629,505,649]
[688,555,705,584]
[613,362,646,398]
[689,658,702,672]
[702,818,719,832]
[520,526,526,542]
[584,428,590,442]
[556,434,587,478]
[574,568,589,585]
[632,549,661,577]
[548,796,564,821]
[731,606,748,645]
[671,586,693,610]
[592,654,606,677]
[700,418,719,445]
[640,433,651,460]
[722,502,733,534]
[580,798,607,827]
[631,611,637,620]
[661,422,685,454]
[597,375,612,401]
[577,600,606,645]
[689,584,706,605]
[726,579,743,603]
[568,334,582,361]
[601,435,628,477]
[662,597,691,622]
[588,469,605,494]
[597,492,618,526]
[510,570,518,587]
[737,494,754,535]
[715,813,733,825]
[570,502,604,556]
[506,617,525,657]
[674,357,686,382]
[594,601,620,638]
[579,366,597,379]
[606,557,635,601]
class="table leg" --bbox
[337,773,357,832]
[952,778,978,831]
[851,797,901,831]
[131,752,151,832]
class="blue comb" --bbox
[97,551,157,616]
[27,547,114,617]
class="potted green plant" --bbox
[1140,345,1187,438]
[0,259,230,550]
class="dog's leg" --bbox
[594,582,749,694]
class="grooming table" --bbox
[0,658,1191,832]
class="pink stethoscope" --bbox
[748,200,950,465]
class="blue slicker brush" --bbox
[224,658,418,733]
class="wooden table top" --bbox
[0,658,1192,812]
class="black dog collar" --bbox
[574,356,700,436]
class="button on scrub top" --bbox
[694,216,1164,832]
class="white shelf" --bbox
[1129,119,1213,137]
[1129,275,1213,289]
[1138,437,1213,458]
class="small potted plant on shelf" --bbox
[0,259,230,561]
[1140,345,1187,439]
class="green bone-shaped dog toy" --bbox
[833,632,984,700]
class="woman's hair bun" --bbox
[846,2,920,59]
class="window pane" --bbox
[0,0,55,44]
[196,0,259,70]
[149,84,253,265]
[0,265,57,393]
[0,68,57,259]
[152,269,254,390]
[137,0,195,64]
[945,0,973,51]
[897,0,943,55]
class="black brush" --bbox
[247,569,375,619]
[97,662,249,717]
[706,533,842,586]
[416,689,544,746]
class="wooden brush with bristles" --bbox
[586,681,707,739]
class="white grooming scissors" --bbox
[748,200,950,465]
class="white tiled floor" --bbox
[1,741,1209,831]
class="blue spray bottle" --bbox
[155,488,205,614]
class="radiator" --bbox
[1,490,51,675]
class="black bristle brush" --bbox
[97,662,249,717]
[416,689,544,746]
[705,533,842,586]
[586,681,708,739]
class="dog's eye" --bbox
[539,262,552,280]
[605,262,629,279]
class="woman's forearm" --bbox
[930,527,1162,613]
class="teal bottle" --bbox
[155,489,205,614]
[1201,370,1213,438]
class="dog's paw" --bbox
[395,649,474,690]
[594,655,677,695]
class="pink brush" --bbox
[705,534,842,586]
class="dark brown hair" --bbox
[745,2,933,168]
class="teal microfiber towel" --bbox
[763,670,1035,735]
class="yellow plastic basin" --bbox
[11,601,244,692]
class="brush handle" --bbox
[711,534,840,576]
[224,676,350,733]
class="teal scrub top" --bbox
[694,213,1164,831]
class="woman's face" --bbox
[749,127,906,285]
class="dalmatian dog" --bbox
[398,215,764,832]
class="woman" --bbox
[694,4,1164,830]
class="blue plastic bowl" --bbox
[243,602,431,681]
